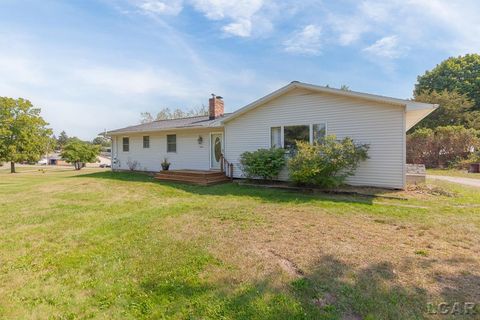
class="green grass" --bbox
[428,168,480,179]
[1,166,480,319]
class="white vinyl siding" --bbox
[112,128,221,172]
[224,88,406,189]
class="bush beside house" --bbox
[240,136,369,188]
[288,136,369,188]
[240,148,286,180]
[407,126,480,168]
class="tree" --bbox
[140,112,154,124]
[0,97,52,173]
[140,106,209,123]
[414,54,480,109]
[57,130,69,148]
[412,90,479,130]
[60,141,100,170]
[92,136,111,147]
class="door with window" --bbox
[210,133,223,169]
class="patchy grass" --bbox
[1,167,480,319]
[428,168,480,180]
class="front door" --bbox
[210,133,223,169]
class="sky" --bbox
[0,0,479,140]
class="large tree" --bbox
[0,97,52,173]
[414,54,480,109]
[60,141,100,170]
[412,90,480,130]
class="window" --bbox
[167,134,176,153]
[143,136,150,148]
[313,123,326,143]
[270,123,327,149]
[271,127,281,148]
[122,137,129,152]
[284,125,309,151]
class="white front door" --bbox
[210,133,223,169]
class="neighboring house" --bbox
[107,81,437,189]
[39,152,111,167]
[39,153,69,166]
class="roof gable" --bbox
[221,81,437,130]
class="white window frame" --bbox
[269,123,327,148]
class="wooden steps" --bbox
[154,170,231,186]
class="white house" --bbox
[107,81,437,189]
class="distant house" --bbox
[106,81,437,189]
[39,152,111,167]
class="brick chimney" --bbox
[209,94,224,120]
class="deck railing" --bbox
[220,154,234,180]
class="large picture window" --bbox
[167,134,176,153]
[284,125,310,150]
[270,123,327,150]
[122,137,129,152]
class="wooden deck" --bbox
[154,170,231,186]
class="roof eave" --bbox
[106,124,224,136]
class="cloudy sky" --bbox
[0,0,479,140]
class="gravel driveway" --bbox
[427,175,480,188]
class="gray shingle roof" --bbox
[107,114,230,135]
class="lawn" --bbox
[0,167,479,319]
[428,168,480,180]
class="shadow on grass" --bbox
[75,171,375,205]
[134,254,478,319]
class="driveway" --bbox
[427,175,480,188]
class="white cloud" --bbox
[222,19,252,37]
[363,35,405,59]
[133,0,183,16]
[189,0,267,37]
[283,24,322,55]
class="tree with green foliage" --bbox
[0,97,52,173]
[60,141,100,170]
[414,54,480,109]
[412,90,480,130]
[92,136,111,147]
[239,148,286,180]
[57,130,69,148]
[288,136,369,188]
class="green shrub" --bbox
[288,136,369,188]
[240,148,286,180]
[407,125,480,168]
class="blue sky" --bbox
[0,0,479,140]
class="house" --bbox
[107,81,437,189]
